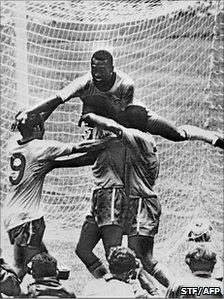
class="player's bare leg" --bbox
[24,241,48,263]
[100,225,123,257]
[128,235,173,288]
[13,241,48,280]
[13,243,28,280]
[75,215,107,278]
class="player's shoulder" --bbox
[115,69,134,86]
[31,139,63,150]
[6,133,21,153]
[69,72,92,87]
[125,127,156,144]
[76,72,92,83]
[27,139,55,155]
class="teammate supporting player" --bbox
[15,49,224,149]
[3,112,116,281]
[52,111,173,294]
[80,112,174,288]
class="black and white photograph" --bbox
[1,0,223,297]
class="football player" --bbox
[3,112,115,281]
[15,49,224,149]
[52,111,174,294]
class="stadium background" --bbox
[1,0,223,295]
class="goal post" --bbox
[15,1,29,109]
[1,0,223,264]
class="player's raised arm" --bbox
[71,135,117,154]
[80,113,124,138]
[16,74,90,124]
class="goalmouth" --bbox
[1,0,223,269]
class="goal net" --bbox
[1,0,223,265]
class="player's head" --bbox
[108,246,138,281]
[12,112,45,141]
[31,252,57,279]
[91,50,114,84]
[185,245,216,274]
[188,218,212,242]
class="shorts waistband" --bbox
[94,186,124,192]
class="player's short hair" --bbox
[188,218,212,242]
[12,112,44,137]
[108,246,137,275]
[185,245,216,273]
[31,252,57,279]
[91,50,113,66]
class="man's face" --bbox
[91,57,113,84]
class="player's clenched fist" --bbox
[15,110,29,124]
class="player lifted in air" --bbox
[16,49,224,149]
[3,111,115,281]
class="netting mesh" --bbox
[1,0,223,265]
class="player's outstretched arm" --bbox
[51,152,98,169]
[71,135,117,154]
[16,96,63,124]
[80,113,124,138]
[17,75,89,123]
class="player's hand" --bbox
[212,131,224,150]
[131,258,143,280]
[15,110,29,124]
[11,110,28,131]
[78,113,95,128]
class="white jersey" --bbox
[82,278,135,298]
[3,134,73,231]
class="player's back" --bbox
[3,133,72,232]
[123,128,159,198]
[92,137,126,188]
